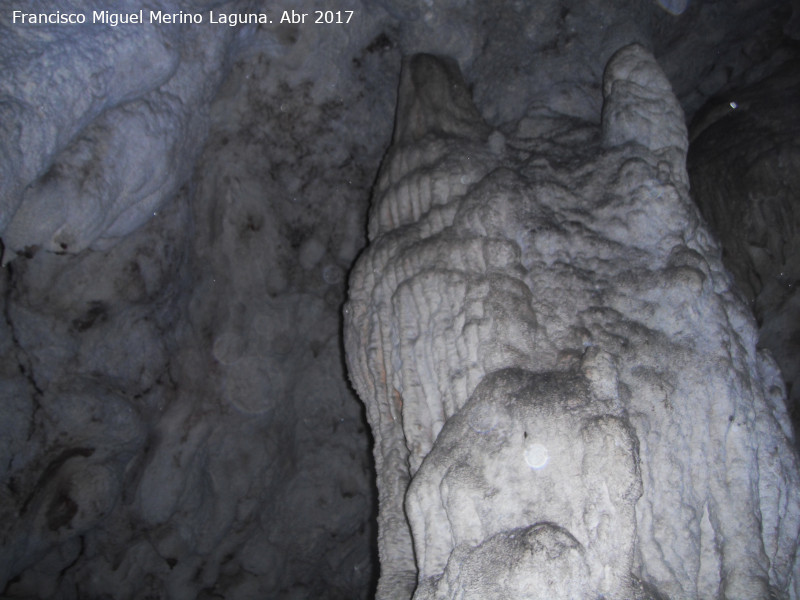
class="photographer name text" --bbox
[11,9,354,27]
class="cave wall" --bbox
[688,61,800,441]
[1,0,799,598]
[1,2,393,597]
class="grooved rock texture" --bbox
[688,61,800,439]
[344,47,800,599]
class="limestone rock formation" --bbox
[345,47,800,599]
[0,0,232,259]
[0,5,387,596]
[688,61,800,439]
[2,0,798,597]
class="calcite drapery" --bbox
[345,46,800,599]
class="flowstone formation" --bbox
[344,47,800,599]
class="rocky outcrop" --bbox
[345,47,800,599]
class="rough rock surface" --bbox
[1,0,799,598]
[0,3,392,597]
[688,60,800,439]
[344,47,800,599]
[0,0,235,258]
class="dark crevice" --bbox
[3,261,44,399]
[19,447,95,517]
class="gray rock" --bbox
[688,60,800,445]
[0,0,233,258]
[1,0,798,597]
[345,47,800,599]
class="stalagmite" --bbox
[345,46,800,599]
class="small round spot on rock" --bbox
[524,442,549,469]
[322,264,343,285]
[213,332,245,365]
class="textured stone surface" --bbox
[345,47,800,599]
[1,0,799,597]
[688,60,800,440]
[0,0,232,257]
[0,5,390,596]
[407,370,642,599]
